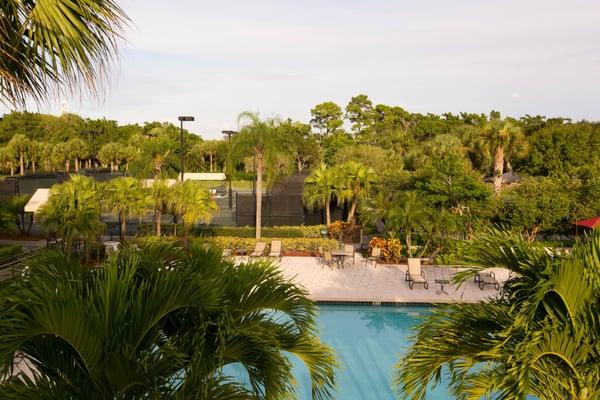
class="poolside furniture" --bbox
[405,258,429,289]
[269,240,282,259]
[433,267,452,295]
[332,249,354,268]
[317,246,325,266]
[344,244,356,264]
[474,271,500,290]
[365,247,381,267]
[323,251,334,269]
[250,242,266,258]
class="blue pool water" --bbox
[291,305,451,399]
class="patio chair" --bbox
[317,246,325,266]
[405,258,429,289]
[250,242,266,258]
[344,244,355,265]
[474,271,500,290]
[269,240,282,259]
[365,247,381,267]
[323,251,334,269]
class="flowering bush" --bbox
[328,220,355,243]
[368,236,403,262]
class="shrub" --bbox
[0,244,23,261]
[201,237,339,255]
[368,237,402,262]
[327,220,356,243]
[192,225,326,239]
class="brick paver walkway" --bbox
[264,256,509,304]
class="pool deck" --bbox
[267,256,509,304]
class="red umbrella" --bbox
[574,216,600,229]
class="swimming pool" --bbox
[292,304,451,400]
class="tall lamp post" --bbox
[178,116,194,181]
[222,130,237,210]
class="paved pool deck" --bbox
[246,255,509,304]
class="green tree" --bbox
[303,164,336,226]
[7,134,30,176]
[231,112,291,239]
[310,101,344,137]
[0,241,336,399]
[97,142,121,172]
[475,112,527,194]
[502,176,573,241]
[1,0,129,107]
[119,145,137,172]
[148,179,171,236]
[66,138,89,172]
[38,175,104,258]
[168,181,218,247]
[102,177,148,241]
[387,191,430,256]
[333,161,377,224]
[278,120,321,172]
[345,94,375,138]
[396,230,600,399]
[0,146,17,175]
[51,142,71,172]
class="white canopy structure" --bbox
[141,179,178,188]
[178,172,226,181]
[24,188,50,213]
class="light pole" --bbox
[178,116,194,181]
[222,130,237,210]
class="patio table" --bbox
[331,250,354,268]
[433,267,452,295]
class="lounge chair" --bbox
[474,271,500,290]
[269,240,282,259]
[365,247,381,267]
[405,258,428,289]
[250,242,266,258]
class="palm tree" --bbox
[38,175,105,258]
[97,142,121,172]
[231,112,291,239]
[386,191,429,256]
[7,134,30,176]
[334,161,376,224]
[303,164,336,226]
[148,179,171,236]
[67,138,89,172]
[395,229,600,399]
[475,112,526,194]
[168,180,218,247]
[102,177,148,241]
[1,0,129,107]
[0,241,337,398]
[0,146,17,175]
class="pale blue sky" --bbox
[6,0,600,138]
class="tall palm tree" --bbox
[475,113,527,194]
[231,112,291,239]
[386,191,429,256]
[168,180,218,247]
[334,161,376,224]
[0,241,337,399]
[102,177,148,241]
[395,229,600,399]
[97,142,121,172]
[67,138,89,172]
[7,134,30,176]
[1,0,129,107]
[148,179,171,236]
[38,175,105,258]
[303,163,336,226]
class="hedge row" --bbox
[198,237,339,254]
[193,225,327,239]
[0,244,24,261]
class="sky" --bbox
[4,0,600,138]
